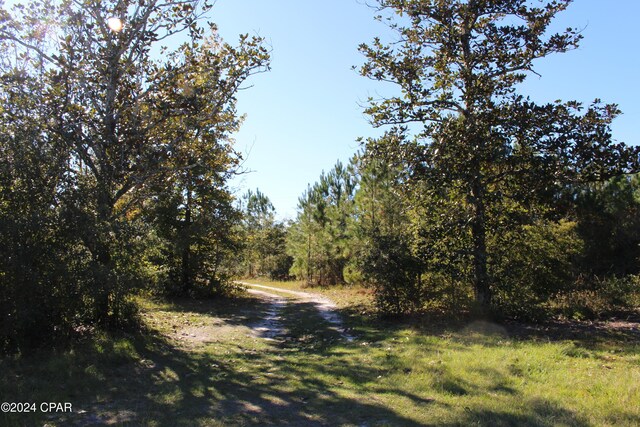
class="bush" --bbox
[343,262,364,286]
[359,234,424,316]
[550,275,640,320]
[490,220,583,320]
[422,272,474,313]
[266,253,294,281]
[576,175,640,277]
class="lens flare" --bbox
[107,17,123,33]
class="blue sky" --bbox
[3,0,637,219]
[210,0,640,220]
[211,0,392,219]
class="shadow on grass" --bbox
[1,293,636,426]
[1,295,422,426]
[337,301,640,355]
[441,398,593,427]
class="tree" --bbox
[146,167,242,297]
[574,174,640,276]
[287,185,320,283]
[0,48,78,349]
[287,160,357,285]
[351,147,424,313]
[0,0,268,343]
[239,189,292,279]
[359,0,639,311]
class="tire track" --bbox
[238,281,355,342]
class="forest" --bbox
[1,0,639,425]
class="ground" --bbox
[1,280,639,426]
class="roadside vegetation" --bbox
[1,0,639,425]
[280,0,640,320]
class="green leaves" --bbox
[0,0,269,346]
[287,160,357,285]
[359,0,639,312]
[239,189,291,280]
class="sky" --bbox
[208,0,640,220]
[4,0,639,219]
[210,0,393,219]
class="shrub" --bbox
[490,220,583,320]
[359,234,424,316]
[550,275,640,320]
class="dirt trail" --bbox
[238,281,355,342]
[243,287,287,340]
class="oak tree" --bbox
[0,0,268,337]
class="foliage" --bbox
[574,174,640,276]
[238,189,292,280]
[357,233,423,316]
[145,181,241,298]
[287,160,357,285]
[490,220,584,320]
[549,274,640,320]
[0,0,268,351]
[264,223,294,281]
[358,0,640,312]
[349,148,424,313]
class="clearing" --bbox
[1,280,639,426]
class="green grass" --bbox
[239,278,374,309]
[1,285,639,426]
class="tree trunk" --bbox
[92,39,121,327]
[94,184,114,327]
[306,219,312,284]
[470,178,492,310]
[181,188,192,294]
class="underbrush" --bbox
[549,275,640,320]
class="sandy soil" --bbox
[238,282,355,341]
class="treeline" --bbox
[285,151,640,319]
[0,0,269,352]
[235,189,292,280]
[283,0,640,319]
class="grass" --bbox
[238,278,374,309]
[1,282,639,426]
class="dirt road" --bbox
[237,281,355,341]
